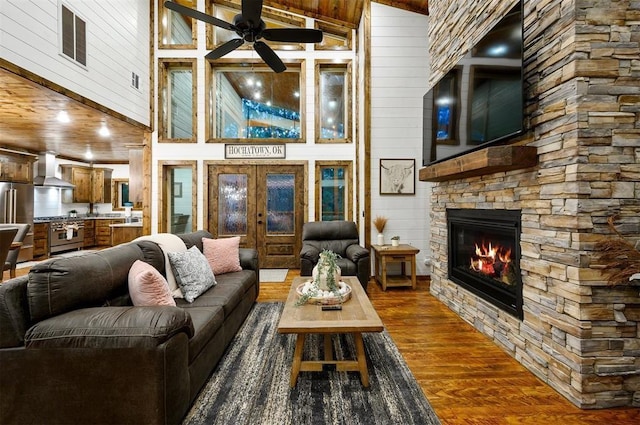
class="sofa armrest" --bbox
[345,244,369,262]
[239,248,259,271]
[25,306,194,349]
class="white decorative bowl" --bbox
[296,281,352,305]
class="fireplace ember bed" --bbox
[447,209,523,319]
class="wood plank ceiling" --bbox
[0,0,428,163]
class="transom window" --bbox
[208,63,303,141]
[208,2,305,51]
[158,0,196,48]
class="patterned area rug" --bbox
[259,269,289,283]
[183,302,440,425]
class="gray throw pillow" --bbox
[167,246,216,302]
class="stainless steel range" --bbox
[49,219,85,254]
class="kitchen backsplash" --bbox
[34,186,125,218]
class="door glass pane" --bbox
[266,174,294,234]
[321,167,346,221]
[170,168,192,234]
[218,174,248,235]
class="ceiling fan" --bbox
[164,0,323,73]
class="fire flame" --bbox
[470,241,513,282]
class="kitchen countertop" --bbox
[34,215,139,223]
[109,222,142,228]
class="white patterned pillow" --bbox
[167,246,216,302]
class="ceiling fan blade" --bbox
[205,38,245,60]
[164,1,235,31]
[242,0,263,27]
[254,41,286,73]
[262,28,323,43]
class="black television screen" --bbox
[423,1,523,166]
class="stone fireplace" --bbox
[447,209,523,319]
[421,0,639,410]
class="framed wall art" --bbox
[379,158,415,195]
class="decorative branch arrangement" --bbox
[373,216,388,233]
[594,215,640,285]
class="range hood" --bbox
[33,153,75,188]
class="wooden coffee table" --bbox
[277,276,384,387]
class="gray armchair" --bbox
[300,221,370,292]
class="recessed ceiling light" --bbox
[99,123,110,137]
[85,149,93,160]
[57,111,70,123]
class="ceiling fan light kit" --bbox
[164,0,323,73]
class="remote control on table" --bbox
[321,305,342,311]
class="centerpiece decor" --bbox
[296,249,351,305]
[373,216,388,245]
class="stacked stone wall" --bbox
[427,0,639,408]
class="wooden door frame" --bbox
[158,160,197,233]
[205,160,308,266]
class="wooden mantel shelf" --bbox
[418,146,538,182]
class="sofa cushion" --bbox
[25,306,194,349]
[168,246,216,303]
[134,233,187,298]
[175,270,254,316]
[203,236,242,275]
[28,244,145,323]
[181,306,225,363]
[177,230,214,252]
[128,260,176,307]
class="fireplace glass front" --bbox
[447,209,523,319]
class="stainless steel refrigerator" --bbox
[0,182,34,262]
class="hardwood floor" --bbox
[260,271,640,425]
[6,266,638,424]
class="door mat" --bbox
[259,269,288,283]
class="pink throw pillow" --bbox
[203,236,242,275]
[128,260,176,306]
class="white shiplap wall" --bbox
[0,0,150,126]
[370,3,432,273]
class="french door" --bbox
[207,162,305,268]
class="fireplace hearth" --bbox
[447,209,523,319]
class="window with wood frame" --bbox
[315,161,352,221]
[158,59,197,142]
[158,0,196,48]
[314,21,352,50]
[60,4,86,66]
[315,62,351,143]
[207,1,305,52]
[207,62,303,142]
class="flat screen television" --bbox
[423,1,523,166]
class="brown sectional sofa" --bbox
[0,230,259,424]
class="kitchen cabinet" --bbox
[95,218,124,246]
[61,166,112,204]
[33,223,49,257]
[110,224,143,246]
[0,151,35,183]
[83,220,95,248]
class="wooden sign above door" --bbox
[225,144,286,159]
